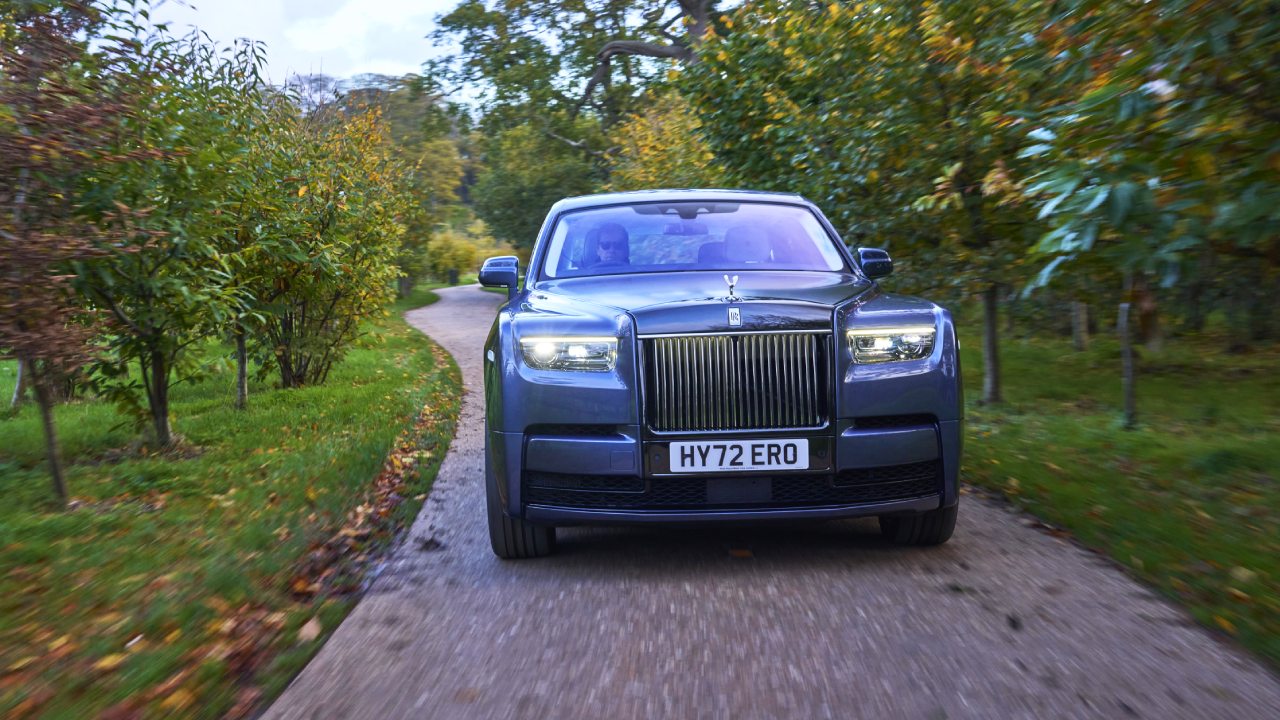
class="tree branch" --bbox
[575,40,695,117]
[541,128,617,158]
[87,285,142,335]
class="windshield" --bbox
[539,201,849,278]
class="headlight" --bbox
[519,336,618,371]
[847,326,936,364]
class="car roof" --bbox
[547,188,814,214]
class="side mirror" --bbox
[856,247,893,280]
[479,255,520,300]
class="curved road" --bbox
[267,285,1280,719]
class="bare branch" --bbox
[542,128,616,159]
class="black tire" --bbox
[486,469,556,559]
[879,503,958,546]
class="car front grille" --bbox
[642,332,830,432]
[523,460,939,510]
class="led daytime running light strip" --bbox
[846,326,936,337]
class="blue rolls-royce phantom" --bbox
[479,190,962,558]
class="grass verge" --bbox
[960,327,1279,666]
[0,286,460,718]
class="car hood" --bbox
[526,271,874,334]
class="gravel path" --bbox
[266,284,1280,720]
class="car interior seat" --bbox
[576,228,601,270]
[697,241,726,265]
[724,225,772,264]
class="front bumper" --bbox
[525,494,940,526]
[489,418,962,525]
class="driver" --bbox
[594,223,630,267]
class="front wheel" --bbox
[486,469,556,559]
[879,503,957,546]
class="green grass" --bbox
[0,286,459,718]
[960,326,1280,666]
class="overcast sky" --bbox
[150,0,457,84]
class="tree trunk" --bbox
[234,324,248,410]
[1004,284,1016,335]
[145,350,173,446]
[11,358,30,408]
[29,361,68,505]
[1118,302,1137,429]
[397,275,413,298]
[1246,271,1273,342]
[1134,275,1163,352]
[278,353,295,389]
[1184,284,1204,334]
[981,283,1002,404]
[1184,246,1214,334]
[1071,302,1089,352]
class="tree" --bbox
[218,89,299,410]
[335,75,466,295]
[431,2,731,242]
[685,0,1071,404]
[605,89,723,191]
[425,216,510,280]
[0,1,149,501]
[473,120,601,249]
[1024,0,1280,349]
[72,28,264,446]
[255,109,410,388]
[433,0,721,125]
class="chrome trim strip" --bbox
[637,329,833,339]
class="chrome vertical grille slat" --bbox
[644,332,829,432]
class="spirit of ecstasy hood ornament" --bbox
[723,274,739,300]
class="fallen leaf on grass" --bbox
[94,653,128,672]
[1229,566,1257,584]
[1227,588,1251,603]
[297,617,322,643]
[1214,615,1236,634]
[160,689,195,712]
[6,657,36,672]
[290,578,319,597]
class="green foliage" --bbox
[1024,0,1280,293]
[430,0,725,212]
[246,109,411,388]
[1,6,455,518]
[431,0,712,128]
[605,89,723,191]
[330,74,468,291]
[686,0,1067,297]
[473,120,601,248]
[69,26,267,444]
[425,216,511,280]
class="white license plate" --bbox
[669,439,809,473]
